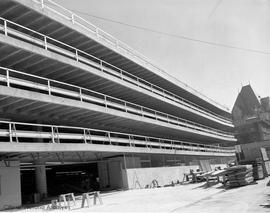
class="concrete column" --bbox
[0,161,21,210]
[35,165,47,198]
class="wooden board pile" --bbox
[239,160,264,180]
[225,165,254,187]
[252,162,264,180]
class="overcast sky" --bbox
[55,0,270,110]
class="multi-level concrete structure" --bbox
[0,0,236,209]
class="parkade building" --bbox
[0,0,236,209]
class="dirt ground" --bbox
[8,177,270,213]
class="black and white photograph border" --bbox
[0,0,269,212]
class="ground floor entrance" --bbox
[20,159,125,205]
[21,162,101,204]
[0,153,235,210]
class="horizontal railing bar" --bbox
[0,16,232,124]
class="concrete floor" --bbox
[10,177,270,213]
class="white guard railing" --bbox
[0,17,232,125]
[0,66,235,139]
[0,120,235,154]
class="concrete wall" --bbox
[108,161,123,189]
[124,156,141,169]
[98,160,127,190]
[0,161,21,210]
[98,162,110,189]
[124,164,226,189]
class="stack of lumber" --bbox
[253,162,264,180]
[239,160,264,180]
[225,165,254,187]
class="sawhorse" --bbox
[81,191,103,208]
[58,193,76,209]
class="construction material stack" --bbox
[239,160,264,180]
[252,162,264,180]
[225,165,254,187]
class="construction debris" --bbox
[224,165,254,187]
[239,160,264,180]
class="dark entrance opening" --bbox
[21,168,36,204]
[20,163,99,204]
[46,163,99,196]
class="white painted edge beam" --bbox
[0,142,235,157]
